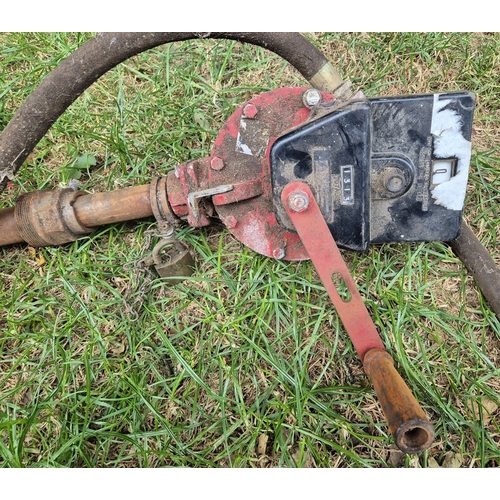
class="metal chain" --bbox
[122,227,175,320]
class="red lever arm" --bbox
[281,181,434,453]
[282,182,384,359]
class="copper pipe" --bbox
[0,207,23,246]
[0,183,154,247]
[73,184,152,227]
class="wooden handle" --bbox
[363,348,434,454]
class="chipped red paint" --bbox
[167,87,334,260]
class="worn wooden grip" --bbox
[363,348,434,454]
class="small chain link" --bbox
[122,227,175,320]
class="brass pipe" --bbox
[73,184,152,227]
[0,183,155,248]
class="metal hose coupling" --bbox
[14,188,93,247]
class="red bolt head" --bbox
[243,103,258,119]
[210,156,225,171]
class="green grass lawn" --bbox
[0,32,499,468]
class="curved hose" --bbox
[450,222,500,321]
[0,32,344,194]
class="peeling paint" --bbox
[430,94,472,210]
[236,117,253,155]
[236,135,253,156]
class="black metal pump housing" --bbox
[271,91,475,251]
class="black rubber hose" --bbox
[0,32,337,194]
[449,222,500,321]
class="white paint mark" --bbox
[236,117,253,155]
[236,133,253,155]
[430,94,472,210]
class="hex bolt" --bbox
[272,247,285,259]
[288,190,310,212]
[302,88,323,108]
[243,103,258,119]
[210,156,225,171]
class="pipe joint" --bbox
[14,188,93,247]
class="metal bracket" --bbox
[187,184,233,226]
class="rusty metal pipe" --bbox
[363,349,434,454]
[450,222,500,321]
[0,183,157,247]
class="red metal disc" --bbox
[209,87,333,261]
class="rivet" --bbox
[272,247,285,259]
[243,103,258,119]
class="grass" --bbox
[0,32,499,468]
